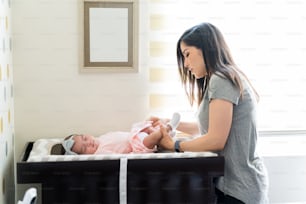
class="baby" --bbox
[62,113,180,155]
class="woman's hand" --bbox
[158,125,175,151]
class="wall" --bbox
[0,0,15,203]
[258,133,306,203]
[12,0,151,160]
[264,155,306,203]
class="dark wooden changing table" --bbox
[17,142,224,204]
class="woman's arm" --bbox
[180,99,233,151]
[159,99,233,152]
[176,121,200,136]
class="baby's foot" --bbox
[167,112,181,131]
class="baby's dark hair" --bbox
[51,134,78,155]
[51,144,65,155]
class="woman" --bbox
[151,23,269,203]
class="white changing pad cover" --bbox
[27,138,217,162]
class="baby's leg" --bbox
[142,130,163,149]
[143,112,181,149]
[142,126,159,134]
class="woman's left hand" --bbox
[158,125,175,151]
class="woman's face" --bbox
[180,42,207,78]
[72,134,99,154]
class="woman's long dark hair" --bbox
[176,22,259,106]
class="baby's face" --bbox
[72,134,99,154]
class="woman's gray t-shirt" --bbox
[197,73,269,203]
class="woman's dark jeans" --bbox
[215,188,245,204]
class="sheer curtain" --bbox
[148,0,306,131]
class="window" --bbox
[148,0,306,131]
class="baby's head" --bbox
[62,134,99,155]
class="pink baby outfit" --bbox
[94,121,156,154]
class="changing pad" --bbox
[27,138,217,162]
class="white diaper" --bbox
[137,132,149,142]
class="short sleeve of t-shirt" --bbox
[208,73,240,105]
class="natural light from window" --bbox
[148,0,306,131]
